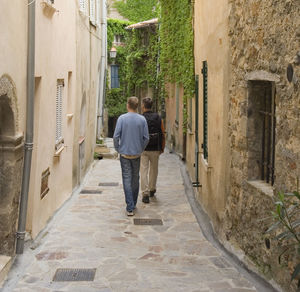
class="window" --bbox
[247,81,276,185]
[89,0,96,25]
[79,0,86,13]
[111,65,119,88]
[55,80,64,149]
[175,83,179,125]
[113,35,124,46]
[201,61,208,160]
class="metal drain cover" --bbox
[98,182,119,187]
[80,189,102,194]
[134,218,163,225]
[53,268,96,282]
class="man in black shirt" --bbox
[140,97,165,204]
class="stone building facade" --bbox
[0,1,28,256]
[224,1,300,291]
[183,0,300,291]
[0,0,104,260]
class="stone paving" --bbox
[2,153,259,292]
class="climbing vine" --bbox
[113,0,159,23]
[159,0,194,131]
[106,18,160,116]
[125,26,160,98]
[106,0,195,130]
[105,19,131,117]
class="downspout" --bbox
[16,0,35,254]
[96,0,107,139]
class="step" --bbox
[0,255,12,287]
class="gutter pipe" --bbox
[96,0,107,139]
[16,0,35,254]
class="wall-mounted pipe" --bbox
[16,0,35,254]
[96,0,107,139]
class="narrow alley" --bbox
[2,151,273,292]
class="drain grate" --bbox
[80,189,102,194]
[98,182,119,187]
[133,218,163,226]
[53,268,96,282]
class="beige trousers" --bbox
[140,151,160,196]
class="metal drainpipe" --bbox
[96,0,107,139]
[16,0,35,254]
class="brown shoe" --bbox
[142,195,150,203]
[149,190,156,197]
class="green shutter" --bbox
[175,83,179,124]
[201,61,208,160]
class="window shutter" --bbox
[175,83,179,124]
[90,0,95,24]
[96,0,100,26]
[111,65,120,89]
[201,61,208,160]
[56,81,63,144]
[79,0,86,12]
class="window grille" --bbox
[247,81,276,185]
[175,83,179,125]
[90,0,96,25]
[56,80,64,148]
[201,61,208,160]
[110,65,119,88]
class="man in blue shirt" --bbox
[113,97,149,216]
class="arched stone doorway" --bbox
[0,75,23,255]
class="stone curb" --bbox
[178,156,282,292]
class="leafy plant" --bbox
[267,191,300,288]
[105,88,127,117]
[159,0,195,132]
[113,0,159,23]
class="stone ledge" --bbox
[0,255,12,287]
[246,180,274,197]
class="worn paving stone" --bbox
[3,153,258,292]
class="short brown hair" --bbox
[142,97,153,110]
[127,96,139,110]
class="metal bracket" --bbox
[192,182,202,187]
[16,231,26,240]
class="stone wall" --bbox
[224,1,300,290]
[0,136,23,255]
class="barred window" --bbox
[247,81,276,185]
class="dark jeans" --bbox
[120,156,141,212]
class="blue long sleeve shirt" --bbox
[113,112,149,155]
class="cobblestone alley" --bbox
[2,153,274,292]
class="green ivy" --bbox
[159,0,194,131]
[124,27,160,99]
[106,0,195,130]
[105,88,127,117]
[113,0,159,23]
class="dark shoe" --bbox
[149,190,156,197]
[142,196,150,203]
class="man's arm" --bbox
[113,117,122,153]
[142,119,149,150]
[161,119,165,153]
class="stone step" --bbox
[0,255,12,287]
